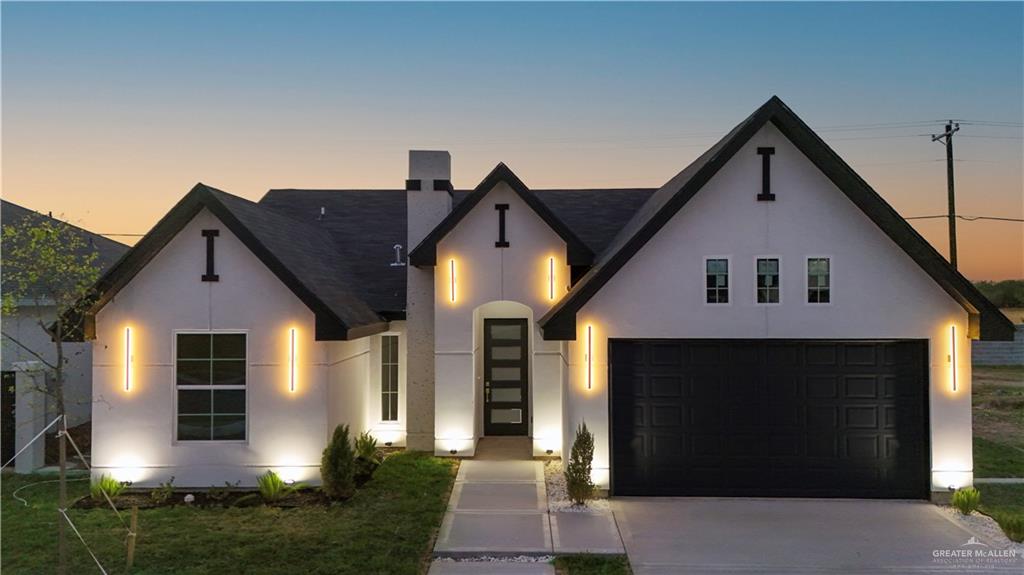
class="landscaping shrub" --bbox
[321,424,356,499]
[257,470,291,503]
[207,481,239,505]
[150,476,175,505]
[952,486,981,515]
[354,431,382,482]
[565,421,595,505]
[89,474,127,501]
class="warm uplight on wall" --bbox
[950,324,957,392]
[549,257,555,300]
[289,328,297,393]
[124,327,133,392]
[449,258,457,303]
[586,325,593,390]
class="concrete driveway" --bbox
[612,498,1023,574]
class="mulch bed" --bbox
[72,488,333,510]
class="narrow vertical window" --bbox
[705,259,729,304]
[807,258,831,303]
[381,335,399,422]
[756,258,780,304]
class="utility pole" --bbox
[932,121,960,268]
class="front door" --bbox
[483,319,529,436]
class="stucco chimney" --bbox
[405,150,452,451]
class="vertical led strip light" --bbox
[950,325,957,392]
[289,328,297,392]
[450,258,456,303]
[549,257,555,300]
[586,325,593,389]
[124,327,132,392]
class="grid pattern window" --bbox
[756,258,780,304]
[807,258,831,303]
[381,335,399,422]
[705,259,729,303]
[176,333,246,441]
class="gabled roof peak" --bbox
[408,162,594,267]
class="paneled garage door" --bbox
[609,339,929,498]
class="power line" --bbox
[905,215,1024,223]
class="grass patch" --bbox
[973,437,1024,478]
[977,484,1024,543]
[553,554,631,575]
[1,452,456,574]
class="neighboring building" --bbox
[74,97,1013,499]
[1,200,128,467]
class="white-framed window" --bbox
[704,257,730,304]
[381,334,399,422]
[175,332,247,441]
[807,257,831,304]
[755,257,781,304]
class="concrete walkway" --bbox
[432,438,624,563]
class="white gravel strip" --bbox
[433,555,555,563]
[544,459,610,513]
[938,505,1024,552]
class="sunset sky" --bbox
[2,2,1021,280]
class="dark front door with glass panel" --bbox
[483,319,529,436]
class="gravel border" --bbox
[938,505,1024,552]
[432,555,555,564]
[544,459,610,513]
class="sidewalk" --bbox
[432,438,624,562]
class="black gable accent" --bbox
[539,96,1014,342]
[66,183,387,342]
[408,163,595,267]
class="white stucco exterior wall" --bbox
[563,122,972,493]
[434,181,570,456]
[91,209,330,487]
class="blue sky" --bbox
[2,2,1022,278]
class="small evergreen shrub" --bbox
[354,431,382,482]
[90,474,127,501]
[565,421,595,505]
[207,481,240,504]
[952,487,981,515]
[321,424,356,499]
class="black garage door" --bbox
[610,339,929,498]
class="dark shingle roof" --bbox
[72,184,387,341]
[261,184,655,314]
[1,199,129,299]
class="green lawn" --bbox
[1,452,456,574]
[973,366,1024,478]
[977,484,1024,543]
[553,554,632,575]
[973,436,1024,478]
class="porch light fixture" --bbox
[450,258,457,303]
[289,328,297,392]
[950,325,957,392]
[124,327,133,392]
[587,325,593,390]
[549,257,555,300]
